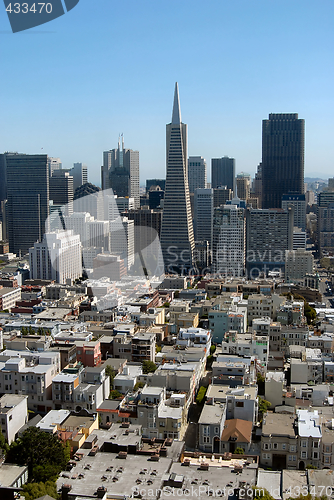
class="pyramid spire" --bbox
[172,82,181,124]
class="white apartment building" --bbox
[29,230,82,284]
[0,287,21,312]
[0,394,28,444]
[0,350,60,412]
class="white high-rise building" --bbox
[194,188,213,249]
[87,220,110,250]
[110,217,134,270]
[70,163,88,191]
[188,156,207,194]
[47,157,62,177]
[212,204,245,277]
[29,231,82,284]
[63,212,93,247]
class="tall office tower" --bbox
[328,178,334,191]
[194,188,213,249]
[251,163,262,208]
[262,113,304,209]
[49,171,74,216]
[317,204,334,257]
[318,191,334,207]
[70,163,88,191]
[47,157,62,177]
[0,154,7,204]
[102,136,140,209]
[87,220,110,250]
[211,156,235,192]
[213,186,232,208]
[110,216,135,270]
[246,208,294,276]
[236,172,251,200]
[317,190,334,257]
[6,154,49,255]
[282,194,306,231]
[188,156,207,194]
[0,154,7,239]
[160,83,195,273]
[212,203,245,276]
[29,230,82,284]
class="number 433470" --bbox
[6,3,53,13]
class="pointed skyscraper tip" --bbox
[172,82,182,124]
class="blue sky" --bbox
[1,0,333,186]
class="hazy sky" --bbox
[1,0,333,186]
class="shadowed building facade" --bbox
[6,153,49,255]
[160,83,195,274]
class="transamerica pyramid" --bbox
[160,83,195,274]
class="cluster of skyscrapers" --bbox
[0,83,331,283]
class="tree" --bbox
[109,389,123,399]
[195,386,207,405]
[22,480,58,500]
[6,427,69,482]
[0,432,9,456]
[210,345,216,354]
[142,360,157,374]
[234,447,244,454]
[206,354,214,369]
[258,396,271,416]
[105,365,116,386]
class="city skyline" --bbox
[0,1,333,186]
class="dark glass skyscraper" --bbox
[262,113,304,209]
[211,156,235,192]
[6,154,49,255]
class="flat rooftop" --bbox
[262,413,296,438]
[56,450,172,499]
[257,470,282,500]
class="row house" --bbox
[206,384,258,423]
[198,402,226,453]
[261,410,322,470]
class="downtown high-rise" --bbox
[211,156,235,192]
[102,136,140,209]
[6,153,49,255]
[262,113,304,209]
[160,83,195,273]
